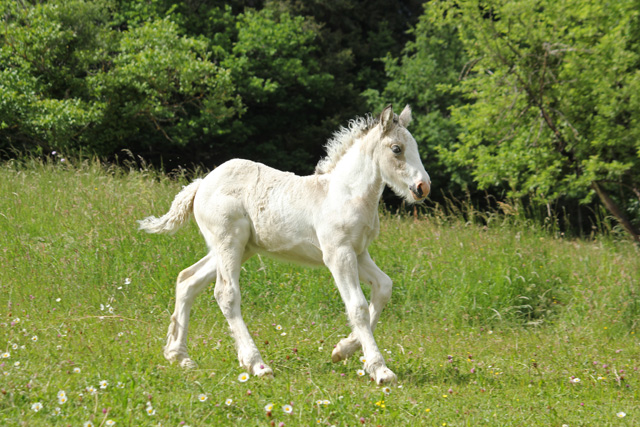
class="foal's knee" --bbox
[214,280,240,316]
[348,300,371,326]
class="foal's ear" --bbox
[398,104,412,127]
[379,104,394,131]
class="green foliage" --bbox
[217,7,337,171]
[1,0,422,174]
[425,0,640,231]
[0,1,107,151]
[0,0,240,158]
[89,18,240,153]
[1,160,639,425]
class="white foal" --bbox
[138,105,430,384]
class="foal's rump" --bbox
[193,159,328,265]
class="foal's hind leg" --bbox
[214,246,273,378]
[164,254,217,368]
[332,251,393,364]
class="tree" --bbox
[426,0,640,240]
[0,1,240,160]
[216,7,338,172]
[1,0,428,174]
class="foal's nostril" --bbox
[417,181,430,198]
[410,181,430,200]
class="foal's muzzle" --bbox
[410,181,430,201]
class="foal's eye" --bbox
[391,145,402,154]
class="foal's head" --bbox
[375,105,431,203]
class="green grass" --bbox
[1,158,639,426]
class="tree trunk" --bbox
[591,181,640,242]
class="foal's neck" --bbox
[330,133,384,206]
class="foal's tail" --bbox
[137,179,203,235]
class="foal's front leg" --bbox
[323,246,396,385]
[331,251,392,363]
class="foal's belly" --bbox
[248,238,325,267]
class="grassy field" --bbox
[1,158,639,426]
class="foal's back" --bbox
[193,159,329,265]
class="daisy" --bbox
[116,382,124,388]
[58,395,68,404]
[316,400,323,405]
[276,325,283,331]
[105,420,115,426]
[86,386,97,395]
[100,380,108,389]
[73,367,81,374]
[83,422,94,427]
[31,402,43,412]
[197,394,208,402]
[124,278,131,285]
[146,406,156,416]
[283,404,293,414]
[322,400,330,405]
[359,356,366,364]
[382,386,391,395]
[617,412,626,418]
[265,403,274,412]
[357,369,365,377]
[225,398,233,406]
[57,390,66,398]
[1,352,9,359]
[238,372,250,383]
[52,407,61,416]
[569,377,581,384]
[31,336,38,342]
[11,343,18,350]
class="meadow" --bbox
[1,158,639,426]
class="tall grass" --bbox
[1,158,639,426]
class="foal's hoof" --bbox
[179,357,198,369]
[331,337,361,363]
[331,346,346,363]
[372,367,397,385]
[252,363,274,378]
[164,349,198,369]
